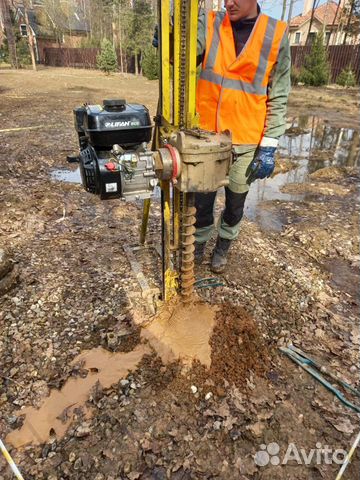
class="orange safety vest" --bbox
[196,12,288,145]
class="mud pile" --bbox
[209,303,270,387]
[141,298,270,387]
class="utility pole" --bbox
[281,0,287,21]
[0,0,18,68]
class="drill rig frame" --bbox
[69,1,232,309]
[141,0,232,303]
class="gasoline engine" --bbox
[70,99,157,202]
[70,98,232,202]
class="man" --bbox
[195,0,291,273]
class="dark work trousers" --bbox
[194,187,248,243]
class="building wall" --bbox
[289,19,357,45]
[63,34,86,48]
[36,38,59,63]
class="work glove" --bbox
[246,146,276,183]
[152,25,159,48]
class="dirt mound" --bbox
[141,300,270,389]
[309,166,358,181]
[281,181,351,196]
[209,303,270,387]
[140,298,269,389]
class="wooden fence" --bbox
[291,44,360,83]
[44,45,360,83]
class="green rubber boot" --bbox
[211,237,232,273]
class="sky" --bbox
[217,0,332,21]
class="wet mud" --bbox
[6,345,149,448]
[141,298,217,367]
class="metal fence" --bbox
[291,44,360,83]
[43,47,136,73]
[44,47,99,69]
[44,45,360,83]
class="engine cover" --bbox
[79,99,152,149]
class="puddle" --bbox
[50,167,81,184]
[7,299,218,448]
[323,258,360,301]
[245,116,359,230]
[6,344,149,448]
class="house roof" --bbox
[16,2,89,37]
[17,7,53,37]
[289,1,341,28]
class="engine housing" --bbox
[72,99,156,200]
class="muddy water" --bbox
[141,299,218,367]
[51,167,81,184]
[245,116,359,230]
[6,344,149,448]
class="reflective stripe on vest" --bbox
[196,13,288,145]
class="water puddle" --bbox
[50,167,81,184]
[245,116,359,230]
[6,344,149,448]
[7,299,219,448]
[323,258,360,301]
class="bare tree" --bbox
[23,0,36,70]
[343,0,357,45]
[287,0,295,23]
[326,0,341,46]
[0,0,18,67]
[306,0,320,45]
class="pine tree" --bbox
[96,38,118,74]
[299,32,330,86]
[16,38,32,67]
[336,67,357,87]
[142,45,159,80]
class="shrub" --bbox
[0,39,10,64]
[299,32,330,86]
[96,39,118,74]
[141,45,159,80]
[290,66,301,85]
[336,67,357,87]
